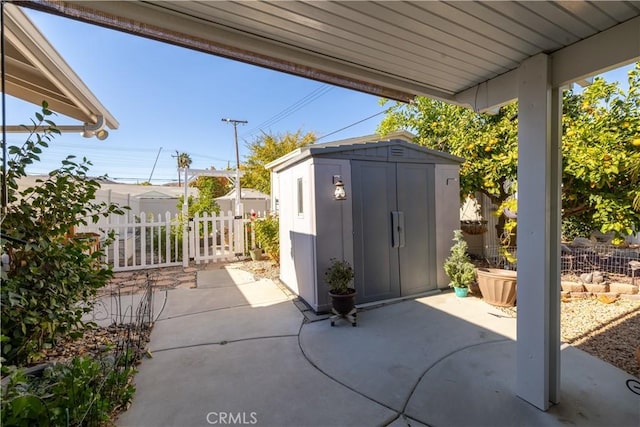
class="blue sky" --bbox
[3,8,635,184]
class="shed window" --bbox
[297,178,304,216]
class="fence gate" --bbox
[189,211,241,264]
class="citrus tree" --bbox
[562,66,640,243]
[378,63,640,242]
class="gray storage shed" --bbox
[267,131,463,313]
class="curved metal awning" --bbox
[2,2,118,131]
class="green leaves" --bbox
[1,105,120,365]
[254,215,280,263]
[443,230,476,288]
[379,62,640,242]
[241,130,316,195]
[1,356,137,426]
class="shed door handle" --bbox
[391,211,405,248]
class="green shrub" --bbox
[1,103,125,365]
[254,215,279,263]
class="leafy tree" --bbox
[1,103,125,364]
[378,63,640,242]
[179,172,229,216]
[561,67,640,243]
[241,130,316,194]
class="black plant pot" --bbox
[328,289,356,315]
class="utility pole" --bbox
[148,147,162,183]
[221,118,248,255]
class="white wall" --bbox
[217,198,270,215]
[139,198,180,217]
[276,158,353,311]
[276,159,316,303]
[77,188,137,234]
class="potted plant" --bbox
[475,200,518,307]
[443,230,476,297]
[325,258,357,326]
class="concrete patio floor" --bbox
[116,265,639,427]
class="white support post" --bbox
[549,83,563,405]
[516,53,562,410]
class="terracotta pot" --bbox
[328,289,356,315]
[476,268,517,307]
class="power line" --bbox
[240,84,333,138]
[148,147,163,182]
[315,108,390,143]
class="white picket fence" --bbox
[91,210,267,271]
[189,211,238,264]
[101,212,182,271]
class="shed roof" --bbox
[266,131,464,172]
[216,188,270,201]
[134,190,177,200]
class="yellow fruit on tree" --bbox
[632,138,640,147]
[611,237,625,246]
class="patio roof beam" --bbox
[455,16,640,112]
[550,16,640,89]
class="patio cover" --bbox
[2,2,117,131]
[13,0,640,412]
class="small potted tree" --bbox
[443,230,476,297]
[325,258,357,326]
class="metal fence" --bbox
[482,244,640,277]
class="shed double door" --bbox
[352,160,436,303]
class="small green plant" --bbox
[324,258,355,295]
[254,214,279,263]
[1,355,136,426]
[443,230,476,289]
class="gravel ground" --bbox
[499,298,640,377]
